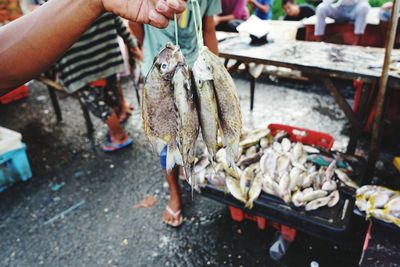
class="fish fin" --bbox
[166,143,183,172]
[245,201,254,209]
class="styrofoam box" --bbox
[0,127,23,155]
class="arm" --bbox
[129,22,145,48]
[250,0,270,13]
[203,16,218,55]
[214,14,235,26]
[0,0,186,92]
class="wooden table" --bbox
[218,35,400,153]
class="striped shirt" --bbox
[55,13,136,93]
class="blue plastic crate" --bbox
[0,143,32,192]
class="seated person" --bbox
[282,0,315,40]
[214,0,249,32]
[248,0,273,20]
[314,0,370,45]
[55,13,139,152]
[283,0,315,21]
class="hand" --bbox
[214,15,221,26]
[130,46,144,62]
[101,0,186,28]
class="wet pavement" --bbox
[0,74,366,266]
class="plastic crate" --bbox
[0,126,22,155]
[0,143,32,192]
[0,85,29,104]
[268,123,334,150]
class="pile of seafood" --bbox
[141,42,242,179]
[193,128,359,211]
[356,185,400,227]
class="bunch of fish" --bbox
[192,128,359,211]
[141,43,242,182]
[356,185,400,227]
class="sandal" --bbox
[102,137,133,152]
[163,205,183,227]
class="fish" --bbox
[205,47,243,167]
[240,166,255,196]
[173,63,200,179]
[192,48,219,158]
[245,175,263,209]
[226,176,246,203]
[279,172,290,196]
[142,43,185,171]
[299,189,328,202]
[292,190,304,207]
[305,196,331,211]
[323,160,336,184]
[262,176,281,198]
[334,169,358,190]
[327,190,340,207]
[260,148,277,177]
[321,180,337,192]
[303,145,320,154]
[281,138,291,152]
[239,129,270,148]
[302,171,318,188]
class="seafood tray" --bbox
[199,124,367,243]
[354,209,400,233]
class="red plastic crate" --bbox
[229,206,267,230]
[0,85,29,104]
[268,123,334,150]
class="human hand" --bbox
[101,0,186,28]
[214,15,221,26]
[130,45,144,62]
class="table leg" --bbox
[78,97,94,135]
[319,77,362,153]
[250,76,256,111]
[47,87,62,122]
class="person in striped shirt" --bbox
[53,13,141,152]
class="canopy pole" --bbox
[366,0,400,179]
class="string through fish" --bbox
[190,0,203,47]
[174,13,179,46]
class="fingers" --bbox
[149,9,169,28]
[155,0,186,19]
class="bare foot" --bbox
[163,197,183,227]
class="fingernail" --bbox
[167,0,180,9]
[149,10,159,21]
[156,1,168,12]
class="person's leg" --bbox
[159,146,183,226]
[116,78,134,123]
[103,76,130,144]
[315,3,330,40]
[314,3,341,40]
[352,1,370,45]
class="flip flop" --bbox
[163,205,183,227]
[102,137,133,152]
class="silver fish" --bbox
[192,48,219,158]
[173,63,200,179]
[203,47,243,166]
[142,43,184,171]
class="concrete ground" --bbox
[0,74,366,267]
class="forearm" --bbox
[0,0,104,90]
[129,22,145,48]
[253,1,270,13]
[203,16,218,55]
[216,14,235,23]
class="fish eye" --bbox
[161,63,168,71]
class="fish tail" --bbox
[166,142,183,172]
[245,201,254,209]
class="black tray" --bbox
[354,208,400,233]
[199,157,367,244]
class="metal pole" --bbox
[366,0,400,178]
